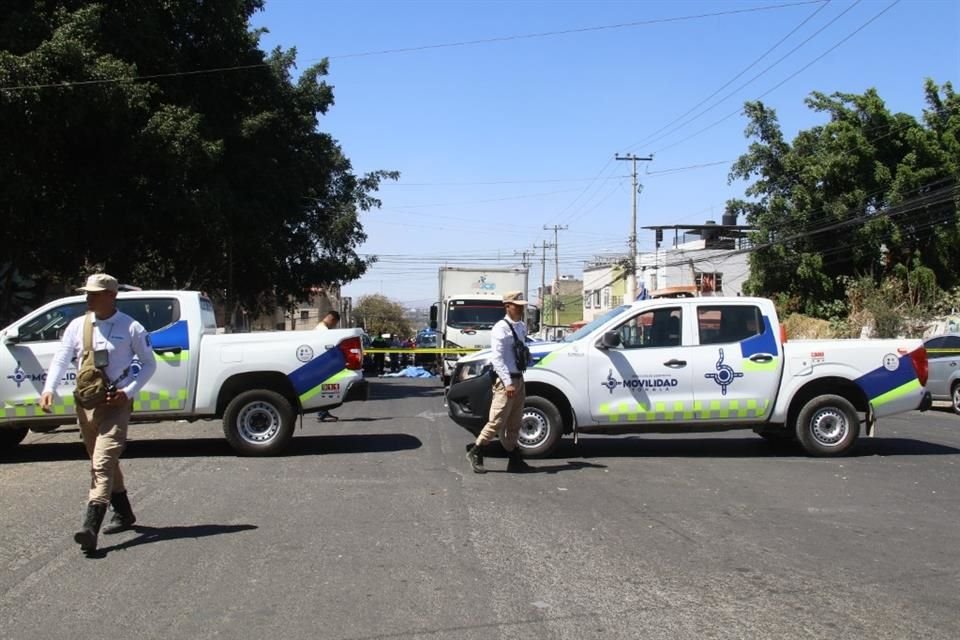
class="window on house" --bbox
[695,272,723,293]
[300,310,310,321]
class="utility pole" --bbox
[543,224,568,325]
[615,153,653,303]
[533,241,554,313]
[514,248,534,303]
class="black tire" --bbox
[951,381,960,416]
[0,426,29,451]
[794,394,860,457]
[222,390,296,456]
[517,395,564,458]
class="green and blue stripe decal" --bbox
[150,321,191,361]
[855,353,921,407]
[288,348,349,403]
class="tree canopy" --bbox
[353,295,412,340]
[726,80,959,315]
[0,1,396,325]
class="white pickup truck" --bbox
[447,296,933,457]
[0,290,366,455]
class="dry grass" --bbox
[781,313,838,339]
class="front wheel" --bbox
[222,390,296,456]
[795,394,860,457]
[0,426,29,451]
[951,382,960,416]
[517,395,564,458]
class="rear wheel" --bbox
[517,396,564,458]
[222,390,296,456]
[951,382,960,416]
[795,394,860,457]
[0,426,29,451]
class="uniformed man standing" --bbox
[465,291,531,473]
[315,310,341,422]
[40,273,157,554]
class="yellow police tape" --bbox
[364,348,480,355]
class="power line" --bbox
[0,1,828,93]
[625,0,834,152]
[328,1,829,59]
[382,176,628,187]
[642,0,864,151]
[653,0,902,155]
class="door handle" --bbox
[749,354,774,363]
[663,359,687,368]
[154,347,182,355]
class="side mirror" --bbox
[527,306,541,334]
[429,304,438,330]
[598,331,621,350]
[1,328,20,345]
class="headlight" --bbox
[456,360,490,383]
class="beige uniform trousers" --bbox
[476,377,526,452]
[77,400,132,504]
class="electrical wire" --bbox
[0,1,827,93]
[653,0,902,155]
[625,0,835,152]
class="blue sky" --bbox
[251,0,959,307]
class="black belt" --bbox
[509,373,523,379]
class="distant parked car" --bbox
[924,333,960,414]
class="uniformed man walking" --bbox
[40,273,157,554]
[466,291,531,473]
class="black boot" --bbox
[74,502,107,553]
[465,443,485,474]
[102,491,137,535]
[507,449,532,473]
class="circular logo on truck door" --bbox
[296,345,315,362]
[882,353,899,371]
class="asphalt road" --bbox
[1,379,958,640]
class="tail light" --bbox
[339,337,363,370]
[779,325,788,344]
[909,347,928,387]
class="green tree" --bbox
[727,80,960,314]
[354,295,412,340]
[0,1,396,325]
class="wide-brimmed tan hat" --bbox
[502,291,528,305]
[77,273,119,293]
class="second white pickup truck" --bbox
[447,296,932,457]
[0,290,366,455]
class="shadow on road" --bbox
[543,436,960,459]
[93,523,258,557]
[1,433,423,462]
[368,379,444,401]
[480,460,609,475]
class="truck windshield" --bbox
[564,305,631,342]
[447,301,505,329]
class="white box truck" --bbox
[430,267,539,384]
